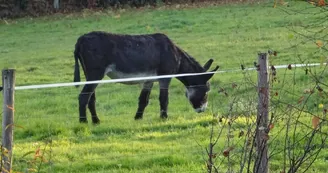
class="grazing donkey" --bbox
[74,31,219,124]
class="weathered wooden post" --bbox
[1,69,15,173]
[255,53,269,173]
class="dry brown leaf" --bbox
[6,105,15,112]
[298,96,304,104]
[312,116,320,129]
[316,40,323,48]
[318,0,325,6]
[223,146,234,157]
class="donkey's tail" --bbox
[73,49,81,88]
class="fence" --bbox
[1,53,327,172]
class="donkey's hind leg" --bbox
[78,71,104,124]
[88,92,100,124]
[79,83,98,123]
[135,82,154,120]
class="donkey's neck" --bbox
[176,48,205,86]
[177,49,204,74]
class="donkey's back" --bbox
[74,31,180,82]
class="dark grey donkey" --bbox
[74,31,219,124]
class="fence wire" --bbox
[13,62,325,90]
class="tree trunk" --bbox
[54,0,60,9]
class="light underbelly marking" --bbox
[105,64,157,84]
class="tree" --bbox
[54,0,60,9]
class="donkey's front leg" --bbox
[159,79,171,119]
[135,82,154,120]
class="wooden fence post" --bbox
[255,53,269,173]
[1,69,15,173]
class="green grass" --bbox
[1,1,328,172]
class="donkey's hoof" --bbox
[79,118,88,123]
[160,113,168,119]
[134,115,143,120]
[134,113,143,120]
[92,119,100,125]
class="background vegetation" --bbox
[1,0,253,18]
[0,0,327,172]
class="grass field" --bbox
[1,1,328,172]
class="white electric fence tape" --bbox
[14,63,325,90]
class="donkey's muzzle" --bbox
[195,108,205,113]
[194,102,208,113]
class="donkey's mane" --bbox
[175,46,205,73]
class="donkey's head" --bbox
[185,59,219,113]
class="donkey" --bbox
[74,31,219,124]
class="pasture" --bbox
[0,1,327,172]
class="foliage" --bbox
[203,2,328,173]
[0,1,327,172]
[205,60,328,172]
[0,0,258,18]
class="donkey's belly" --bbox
[105,64,157,85]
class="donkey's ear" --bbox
[204,65,219,81]
[203,59,214,71]
[211,65,219,72]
